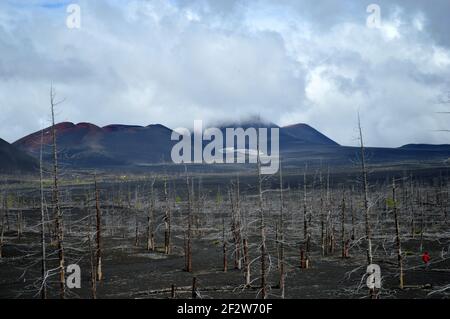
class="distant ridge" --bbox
[399,144,450,151]
[7,121,450,171]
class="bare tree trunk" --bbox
[229,187,237,268]
[320,172,325,256]
[419,192,426,252]
[409,175,415,238]
[94,175,102,282]
[222,218,227,272]
[147,179,156,251]
[4,195,10,232]
[358,114,373,266]
[134,188,139,247]
[257,142,267,299]
[325,168,331,256]
[232,177,242,270]
[39,129,47,299]
[275,222,279,270]
[302,168,310,268]
[50,86,65,299]
[196,178,204,236]
[439,173,448,225]
[279,160,285,298]
[192,277,198,299]
[185,172,193,272]
[164,178,171,255]
[358,114,376,299]
[243,238,250,287]
[171,284,176,299]
[87,215,97,299]
[16,211,22,240]
[392,178,404,289]
[350,187,356,241]
[341,190,347,258]
[229,179,242,271]
[0,208,4,259]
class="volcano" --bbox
[10,121,450,171]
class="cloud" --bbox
[0,0,449,147]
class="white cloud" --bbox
[0,0,449,148]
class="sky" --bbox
[0,0,449,147]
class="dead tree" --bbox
[39,129,47,299]
[16,210,22,240]
[325,168,335,255]
[94,175,102,282]
[319,171,325,256]
[409,175,416,238]
[278,160,285,298]
[192,277,198,299]
[243,237,251,287]
[229,178,242,270]
[257,142,267,299]
[184,172,193,272]
[350,186,356,241]
[441,173,448,225]
[234,177,243,270]
[358,114,373,266]
[3,194,10,232]
[419,191,426,252]
[171,284,176,299]
[164,177,171,255]
[341,190,348,258]
[194,177,204,236]
[0,206,4,259]
[134,188,139,247]
[392,178,404,289]
[50,86,65,299]
[301,168,310,269]
[358,114,377,299]
[228,187,236,266]
[222,218,227,272]
[438,173,446,225]
[87,215,97,299]
[146,179,156,251]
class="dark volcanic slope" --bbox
[14,122,175,168]
[0,138,38,173]
[11,121,450,170]
[282,123,339,146]
[14,121,340,168]
[217,120,338,149]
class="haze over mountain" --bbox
[9,120,450,171]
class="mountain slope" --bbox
[14,122,175,167]
[0,138,38,173]
[11,121,450,171]
[282,123,339,146]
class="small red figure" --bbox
[422,251,431,268]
